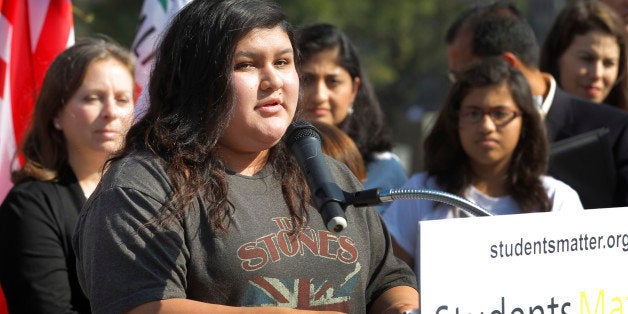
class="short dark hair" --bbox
[425,57,551,212]
[446,1,540,69]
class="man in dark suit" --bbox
[445,1,628,208]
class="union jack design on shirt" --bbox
[242,263,361,311]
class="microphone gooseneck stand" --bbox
[346,188,492,217]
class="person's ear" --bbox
[350,76,361,102]
[501,52,519,67]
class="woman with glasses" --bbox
[382,57,583,278]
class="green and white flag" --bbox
[131,0,191,120]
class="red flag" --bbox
[0,0,73,199]
[0,0,73,309]
[0,285,5,314]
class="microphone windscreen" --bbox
[284,120,321,147]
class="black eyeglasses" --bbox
[458,107,521,126]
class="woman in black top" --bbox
[0,37,135,313]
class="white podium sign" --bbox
[419,207,628,314]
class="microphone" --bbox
[283,120,348,232]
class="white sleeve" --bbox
[544,176,585,211]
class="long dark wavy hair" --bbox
[111,0,310,232]
[297,23,393,163]
[425,58,551,212]
[540,0,628,111]
[12,37,134,184]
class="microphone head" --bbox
[284,120,322,147]
[327,216,348,232]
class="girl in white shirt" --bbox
[383,57,583,274]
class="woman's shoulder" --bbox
[7,177,52,192]
[0,174,81,221]
[108,150,164,176]
[4,176,71,200]
[540,175,576,193]
[404,172,437,189]
[369,151,404,166]
[367,152,406,173]
[540,175,584,210]
[326,155,363,190]
[364,151,409,189]
[81,151,174,226]
[100,151,172,196]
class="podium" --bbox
[419,207,628,313]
